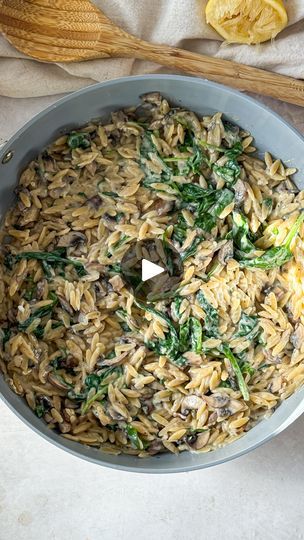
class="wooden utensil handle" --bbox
[127,39,304,107]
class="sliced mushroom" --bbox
[217,399,245,418]
[275,180,299,194]
[59,422,71,433]
[223,121,240,146]
[188,430,210,450]
[207,411,218,425]
[268,376,282,394]
[290,323,304,349]
[102,213,118,232]
[57,294,74,316]
[218,240,234,265]
[111,110,129,128]
[87,195,102,210]
[203,394,230,409]
[109,275,125,292]
[57,232,86,248]
[141,92,162,106]
[152,199,174,216]
[234,179,247,206]
[175,111,201,135]
[47,373,70,391]
[181,395,204,413]
[140,398,153,415]
[36,279,47,300]
[147,439,166,455]
[19,206,39,226]
[107,405,124,421]
[263,349,282,365]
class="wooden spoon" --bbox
[1,0,304,107]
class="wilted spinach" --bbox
[238,212,304,269]
[235,312,260,342]
[197,291,219,337]
[14,249,87,278]
[67,132,91,150]
[18,292,58,332]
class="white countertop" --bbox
[0,91,304,540]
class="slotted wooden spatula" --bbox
[1,0,304,106]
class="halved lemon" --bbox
[205,0,288,44]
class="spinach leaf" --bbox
[178,184,214,202]
[190,317,203,353]
[240,361,255,377]
[14,250,86,278]
[197,291,219,337]
[109,263,122,274]
[195,188,234,232]
[67,132,91,150]
[213,160,241,186]
[101,191,119,199]
[181,145,209,175]
[220,344,249,401]
[178,317,202,354]
[107,234,129,256]
[238,212,304,269]
[224,141,243,160]
[80,366,123,413]
[34,397,51,418]
[231,212,256,256]
[235,312,260,342]
[18,292,58,332]
[171,297,183,320]
[172,213,187,245]
[218,380,232,389]
[179,319,190,353]
[126,424,146,450]
[136,301,186,367]
[181,236,203,261]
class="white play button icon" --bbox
[141,258,165,282]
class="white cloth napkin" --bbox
[0,0,303,98]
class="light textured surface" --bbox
[0,0,304,97]
[0,91,304,540]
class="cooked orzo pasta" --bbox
[1,92,304,457]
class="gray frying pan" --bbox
[1,75,304,473]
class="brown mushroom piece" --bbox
[217,398,245,418]
[102,213,119,232]
[175,111,201,135]
[153,199,174,216]
[87,195,102,210]
[181,395,204,414]
[107,405,124,421]
[147,439,166,455]
[204,394,230,409]
[35,279,47,300]
[57,294,74,316]
[187,430,210,451]
[263,349,282,365]
[234,179,247,206]
[111,110,129,128]
[59,422,71,434]
[47,372,70,391]
[290,323,304,349]
[217,240,234,266]
[57,232,86,248]
[109,275,125,293]
[141,92,162,106]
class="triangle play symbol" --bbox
[141,258,165,282]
